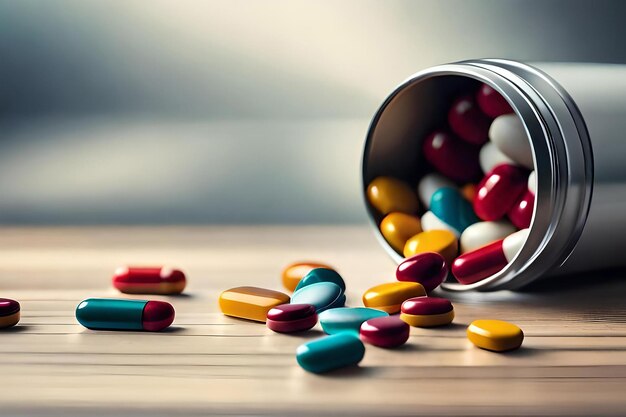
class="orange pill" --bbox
[403,230,458,264]
[461,184,477,202]
[380,213,422,253]
[367,177,419,215]
[282,262,334,292]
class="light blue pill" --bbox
[430,187,479,233]
[294,268,345,292]
[296,333,365,373]
[319,307,388,335]
[291,281,345,313]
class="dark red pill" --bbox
[266,303,317,333]
[508,189,535,229]
[401,296,453,316]
[396,252,447,292]
[474,164,527,221]
[360,316,410,348]
[448,95,491,145]
[451,240,508,285]
[141,301,175,331]
[476,84,514,118]
[422,130,482,183]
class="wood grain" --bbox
[0,226,625,416]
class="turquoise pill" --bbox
[430,187,479,233]
[294,268,345,292]
[296,333,365,373]
[291,282,345,313]
[76,298,175,331]
[319,307,388,335]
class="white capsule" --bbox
[528,170,536,195]
[502,228,530,261]
[460,220,517,253]
[479,141,516,174]
[489,114,534,169]
[421,211,460,237]
[417,173,455,209]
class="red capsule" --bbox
[113,266,186,295]
[142,300,176,331]
[360,316,410,348]
[396,252,447,292]
[474,164,527,221]
[422,130,481,183]
[401,296,453,316]
[266,304,318,333]
[476,84,514,118]
[508,189,535,229]
[451,229,528,285]
[448,95,491,145]
[0,298,20,329]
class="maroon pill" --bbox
[508,189,535,229]
[474,164,528,221]
[448,95,491,145]
[401,296,453,316]
[422,130,482,183]
[266,303,317,333]
[360,316,410,348]
[476,84,514,118]
[396,252,448,292]
[141,301,176,332]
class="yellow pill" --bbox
[467,319,524,352]
[400,311,455,327]
[281,261,334,292]
[362,282,426,314]
[403,229,458,264]
[219,286,290,322]
[380,212,422,253]
[367,177,419,215]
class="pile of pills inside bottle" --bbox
[367,83,536,286]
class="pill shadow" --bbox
[389,343,420,352]
[0,324,30,333]
[167,293,194,299]
[282,329,326,339]
[160,326,186,333]
[495,346,541,357]
[319,365,381,378]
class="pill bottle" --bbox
[362,60,626,291]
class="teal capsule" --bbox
[296,333,365,373]
[294,268,345,292]
[75,298,175,331]
[430,187,479,233]
[319,307,388,335]
[291,282,345,313]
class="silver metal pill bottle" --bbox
[362,59,626,291]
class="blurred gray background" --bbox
[1,0,625,224]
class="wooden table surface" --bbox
[1,226,625,416]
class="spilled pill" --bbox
[360,316,410,348]
[112,266,186,295]
[282,261,333,292]
[266,303,317,333]
[448,95,491,145]
[459,220,516,254]
[367,176,419,215]
[508,188,535,229]
[319,307,388,335]
[291,281,345,313]
[76,298,175,331]
[422,130,482,183]
[362,281,425,314]
[489,114,534,169]
[404,229,458,265]
[219,286,290,322]
[452,229,529,285]
[0,298,20,329]
[474,164,528,221]
[400,296,454,327]
[294,268,345,292]
[467,319,524,352]
[396,252,447,292]
[476,84,513,118]
[296,332,365,373]
[430,187,478,233]
[380,212,422,253]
